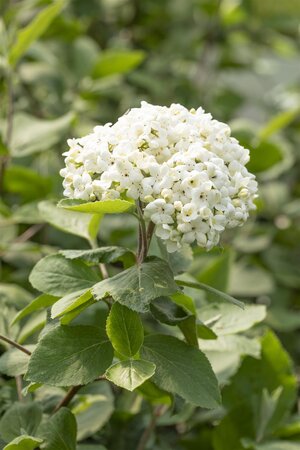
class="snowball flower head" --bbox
[61,102,258,252]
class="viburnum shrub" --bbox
[1,103,259,449]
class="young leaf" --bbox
[0,402,42,442]
[3,435,43,450]
[58,198,134,214]
[25,325,113,386]
[105,360,156,391]
[141,334,221,409]
[11,294,57,325]
[39,201,101,242]
[29,254,100,296]
[197,322,218,340]
[9,0,67,66]
[176,279,244,309]
[91,50,145,78]
[37,408,77,450]
[0,346,35,376]
[106,303,144,357]
[59,246,135,266]
[150,296,198,347]
[93,258,179,313]
[51,289,93,319]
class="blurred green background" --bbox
[0,1,300,449]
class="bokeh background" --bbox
[1,1,300,449]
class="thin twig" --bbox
[136,404,167,450]
[146,221,155,247]
[14,223,45,244]
[89,239,109,279]
[0,334,32,355]
[52,385,82,414]
[15,376,23,402]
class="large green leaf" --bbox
[106,360,156,391]
[29,254,100,296]
[0,402,42,442]
[141,334,221,408]
[106,302,144,357]
[26,325,113,386]
[92,50,145,77]
[93,258,179,313]
[10,113,73,157]
[39,201,101,242]
[9,0,68,66]
[59,198,134,214]
[59,246,135,266]
[4,435,43,450]
[38,408,76,450]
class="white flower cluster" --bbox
[61,102,258,252]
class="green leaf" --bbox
[59,246,135,266]
[4,435,43,450]
[39,200,101,242]
[29,254,100,296]
[197,322,218,340]
[37,408,76,450]
[0,346,35,376]
[220,331,297,440]
[197,303,266,335]
[10,113,73,157]
[9,0,68,66]
[247,140,283,174]
[25,325,113,386]
[106,302,144,357]
[259,108,300,140]
[106,359,156,391]
[200,335,261,384]
[72,382,113,441]
[11,294,57,325]
[196,250,233,294]
[0,402,42,442]
[3,166,51,201]
[92,50,145,78]
[141,334,221,408]
[58,198,134,214]
[176,279,244,308]
[170,292,196,314]
[150,297,198,347]
[93,258,179,313]
[51,289,93,319]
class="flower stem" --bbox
[136,200,149,264]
